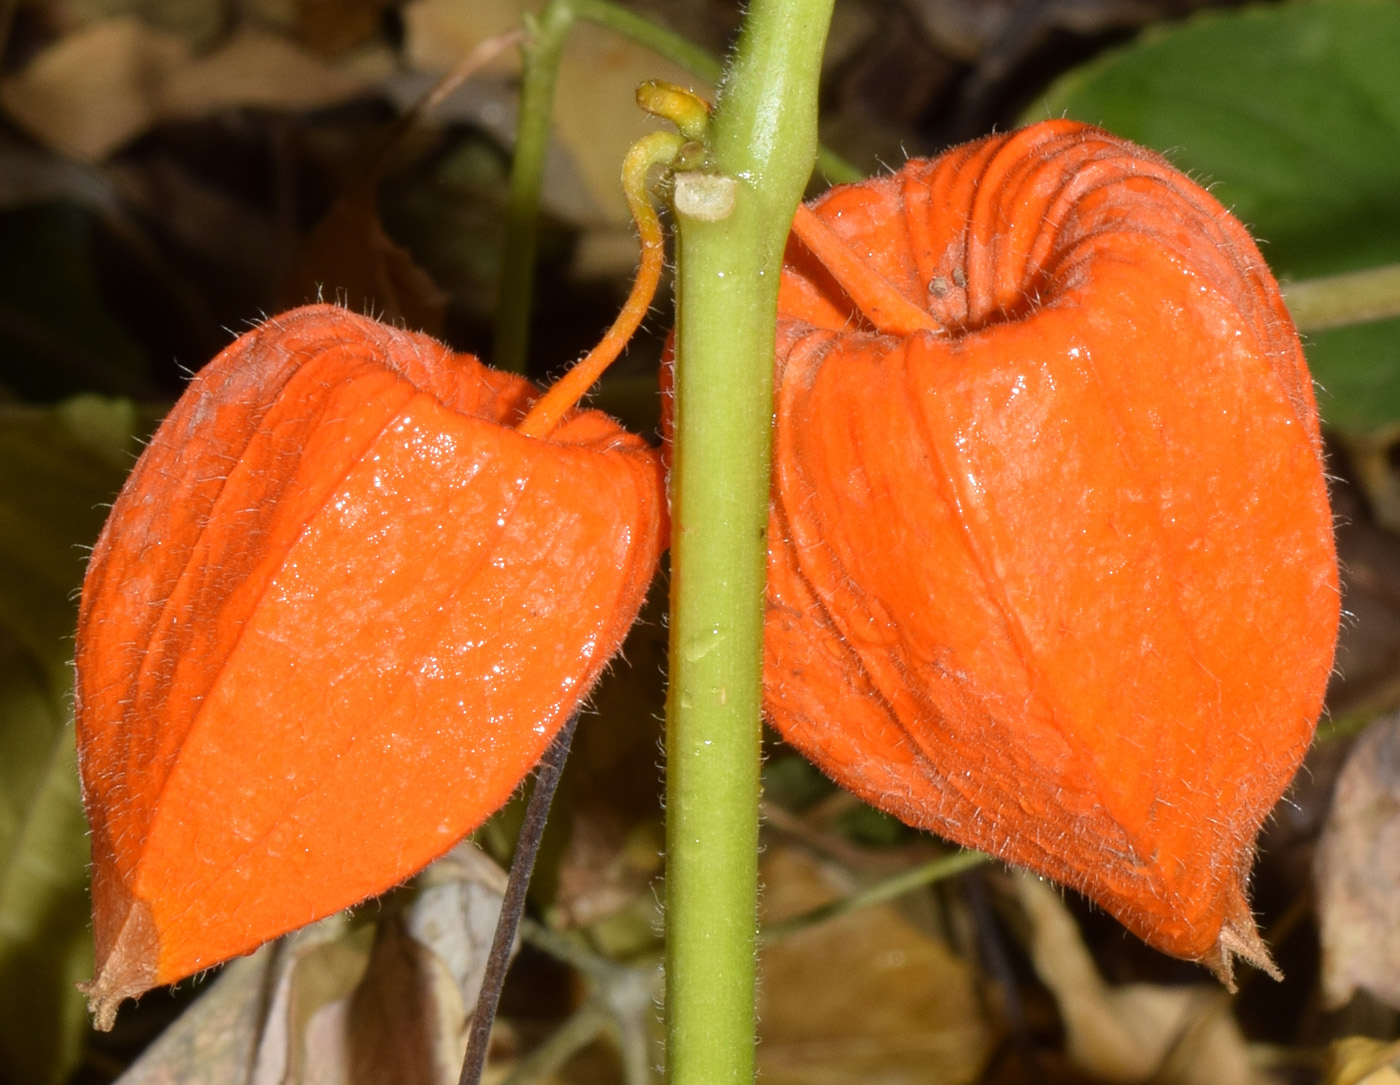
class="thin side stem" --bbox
[518,920,662,1083]
[664,1,835,1081]
[1283,262,1400,333]
[790,203,941,335]
[577,1,864,185]
[371,30,525,181]
[574,0,723,83]
[458,712,581,1085]
[815,145,864,186]
[500,1001,611,1085]
[494,0,576,375]
[494,0,862,383]
[516,130,681,439]
[757,850,989,944]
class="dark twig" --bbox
[458,711,581,1085]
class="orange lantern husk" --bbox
[75,304,665,1028]
[764,119,1339,983]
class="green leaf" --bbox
[0,649,92,1085]
[0,397,146,1084]
[1028,0,1400,436]
[0,203,150,403]
[0,395,144,682]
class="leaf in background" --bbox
[1027,0,1400,437]
[0,396,146,1084]
[1327,1036,1400,1085]
[0,659,91,1085]
[115,916,374,1085]
[756,845,993,1084]
[58,0,230,47]
[296,0,397,56]
[376,135,516,337]
[0,18,188,164]
[117,844,508,1085]
[1315,712,1400,1012]
[0,204,151,403]
[279,182,450,337]
[1014,874,1260,1085]
[0,396,146,674]
[402,0,713,228]
[0,17,369,163]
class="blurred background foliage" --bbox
[1,1,1399,1082]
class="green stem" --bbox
[494,0,861,378]
[500,1000,610,1085]
[815,145,865,186]
[1282,262,1400,333]
[577,1,864,186]
[494,0,575,374]
[758,850,989,944]
[521,919,661,1083]
[574,0,723,82]
[664,2,834,1081]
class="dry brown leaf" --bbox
[1014,874,1262,1085]
[553,812,664,930]
[296,0,395,55]
[162,30,370,116]
[407,843,511,1016]
[342,919,456,1085]
[58,0,229,44]
[242,0,301,30]
[115,844,507,1085]
[292,845,510,1085]
[278,182,450,336]
[1316,712,1400,1010]
[1328,1036,1400,1085]
[1,17,188,162]
[116,915,372,1085]
[0,19,368,163]
[252,927,379,1083]
[402,0,712,226]
[400,0,521,77]
[756,844,993,1085]
[1343,435,1400,534]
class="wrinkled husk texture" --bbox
[764,120,1339,984]
[76,305,665,1028]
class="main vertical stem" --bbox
[664,2,833,1081]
